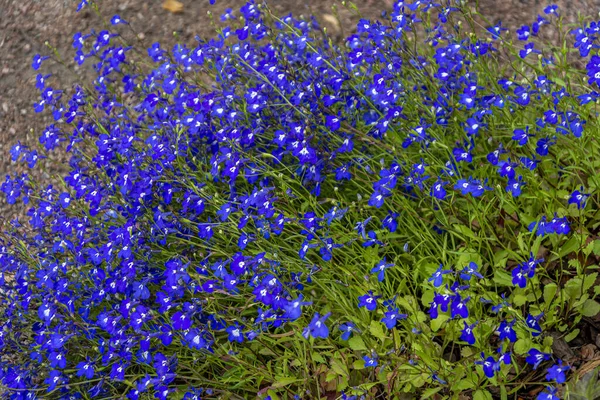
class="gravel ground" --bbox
[0,0,599,223]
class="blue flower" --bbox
[537,386,559,400]
[520,42,541,59]
[370,258,394,282]
[32,54,49,70]
[526,313,543,337]
[172,311,191,330]
[516,25,531,41]
[460,321,477,345]
[303,312,331,339]
[545,360,570,383]
[459,262,483,281]
[44,370,63,392]
[431,180,447,200]
[339,322,359,340]
[512,126,533,145]
[450,294,470,319]
[381,307,407,329]
[526,349,551,369]
[111,14,128,25]
[358,291,380,311]
[544,4,559,16]
[498,319,517,342]
[569,187,589,209]
[475,353,499,378]
[363,354,378,368]
[283,295,312,321]
[428,264,452,287]
[226,324,245,343]
[76,360,95,379]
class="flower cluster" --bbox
[0,0,598,399]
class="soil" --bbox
[0,0,598,226]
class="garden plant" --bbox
[2,0,600,398]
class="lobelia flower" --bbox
[428,264,452,287]
[283,294,312,321]
[520,42,541,59]
[370,258,394,282]
[226,324,245,343]
[303,312,331,339]
[32,54,49,70]
[382,212,399,232]
[430,180,447,200]
[526,349,551,370]
[44,370,64,392]
[450,294,470,319]
[516,25,531,41]
[381,306,408,329]
[111,14,128,25]
[498,159,518,179]
[506,176,526,197]
[358,291,380,312]
[459,262,484,281]
[475,353,500,378]
[363,354,378,368]
[498,319,517,342]
[460,321,477,345]
[512,126,533,145]
[76,359,95,379]
[568,187,589,209]
[526,313,543,337]
[545,360,570,383]
[537,387,560,400]
[339,322,359,340]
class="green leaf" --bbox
[493,269,513,286]
[513,293,528,307]
[369,320,386,340]
[543,335,554,351]
[452,378,475,391]
[473,389,493,400]
[312,352,326,363]
[568,367,600,400]
[584,273,598,293]
[348,336,367,351]
[581,299,600,317]
[565,328,580,342]
[543,283,558,305]
[494,250,509,268]
[272,376,299,388]
[554,77,566,87]
[564,278,583,301]
[352,359,365,370]
[453,224,476,240]
[514,338,533,356]
[420,387,443,399]
[559,235,581,258]
[593,240,600,256]
[330,357,349,377]
[430,313,449,332]
[421,289,435,307]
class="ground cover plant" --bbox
[2,0,600,398]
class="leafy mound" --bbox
[2,1,600,399]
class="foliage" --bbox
[2,0,600,399]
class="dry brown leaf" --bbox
[322,14,341,33]
[576,357,600,377]
[580,343,597,360]
[162,0,183,14]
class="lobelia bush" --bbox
[2,0,600,398]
